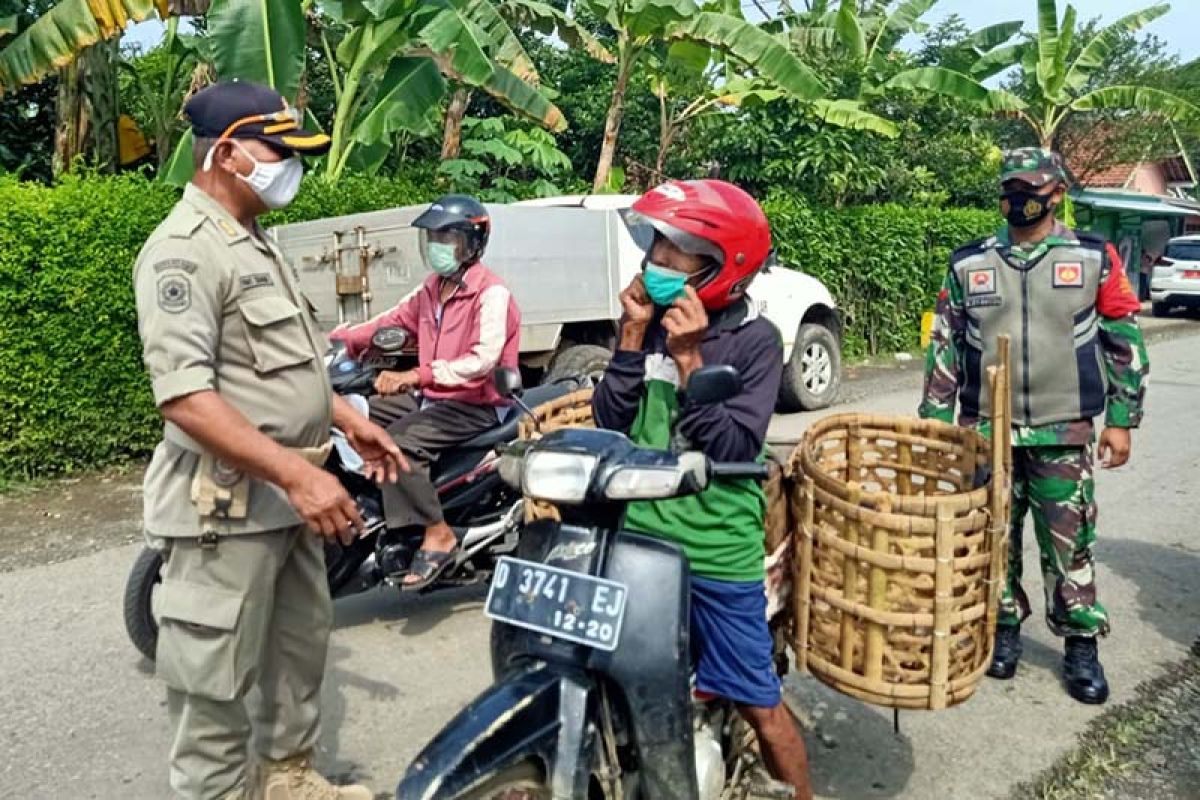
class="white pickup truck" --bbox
[271,194,842,410]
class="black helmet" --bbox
[412,194,491,270]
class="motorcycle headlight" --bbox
[603,452,708,500]
[522,451,598,504]
[498,451,524,489]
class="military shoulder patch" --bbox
[967,267,996,295]
[1053,262,1084,288]
[157,274,192,313]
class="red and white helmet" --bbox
[622,179,772,311]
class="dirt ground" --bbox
[0,463,144,574]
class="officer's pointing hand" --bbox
[285,464,365,545]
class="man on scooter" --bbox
[593,180,813,799]
[330,195,521,590]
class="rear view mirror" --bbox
[686,365,742,406]
[370,326,408,354]
[493,367,524,399]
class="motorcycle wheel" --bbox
[453,762,548,799]
[123,546,164,663]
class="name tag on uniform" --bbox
[967,267,996,295]
[239,272,274,290]
[1053,262,1084,288]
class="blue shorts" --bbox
[689,575,782,708]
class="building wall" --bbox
[1128,164,1170,196]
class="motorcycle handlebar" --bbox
[709,462,771,481]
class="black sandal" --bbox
[402,548,456,591]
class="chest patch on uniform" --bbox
[967,267,997,295]
[157,274,191,313]
[239,272,274,290]
[1054,262,1084,287]
[966,295,1003,308]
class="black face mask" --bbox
[1001,187,1058,228]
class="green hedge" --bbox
[0,174,996,481]
[0,172,437,481]
[762,194,998,357]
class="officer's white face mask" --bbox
[205,139,303,210]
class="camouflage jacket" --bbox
[919,224,1149,447]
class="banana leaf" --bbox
[1034,0,1059,95]
[834,0,864,61]
[0,0,158,94]
[459,0,539,83]
[499,0,614,64]
[668,12,826,101]
[885,67,1027,112]
[812,99,897,137]
[1072,85,1200,122]
[1063,4,1170,94]
[353,56,446,143]
[207,0,306,101]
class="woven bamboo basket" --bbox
[790,340,1013,710]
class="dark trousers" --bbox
[368,393,498,528]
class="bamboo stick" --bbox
[864,497,891,682]
[840,484,862,673]
[795,477,816,673]
[930,505,955,710]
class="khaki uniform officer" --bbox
[134,81,406,800]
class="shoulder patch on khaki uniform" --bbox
[157,274,192,313]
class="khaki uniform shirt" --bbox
[134,184,333,537]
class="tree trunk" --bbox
[593,48,636,194]
[54,42,120,175]
[441,87,472,161]
[84,40,120,172]
[654,87,673,179]
[53,59,85,176]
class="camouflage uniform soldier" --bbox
[919,148,1148,705]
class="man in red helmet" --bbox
[593,180,813,799]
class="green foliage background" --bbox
[0,172,996,481]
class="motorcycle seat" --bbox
[457,380,581,452]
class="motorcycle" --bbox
[122,327,579,662]
[398,366,794,800]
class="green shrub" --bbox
[763,194,998,357]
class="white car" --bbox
[1151,235,1200,317]
[517,195,843,411]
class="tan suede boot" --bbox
[258,752,373,800]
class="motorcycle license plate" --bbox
[485,557,627,651]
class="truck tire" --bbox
[1152,301,1171,318]
[778,323,841,412]
[546,344,612,387]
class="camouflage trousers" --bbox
[999,444,1110,638]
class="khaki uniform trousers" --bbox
[154,526,332,799]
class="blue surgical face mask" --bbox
[643,262,689,306]
[426,241,461,276]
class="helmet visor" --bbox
[619,209,724,263]
[418,227,468,263]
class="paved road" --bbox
[2,332,1199,800]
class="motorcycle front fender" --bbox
[397,663,594,800]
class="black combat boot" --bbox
[1063,636,1109,704]
[986,624,1022,679]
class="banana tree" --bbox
[583,0,827,192]
[439,0,614,160]
[120,17,206,169]
[318,0,569,182]
[779,0,1026,138]
[963,0,1200,149]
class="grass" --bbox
[1009,644,1200,800]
